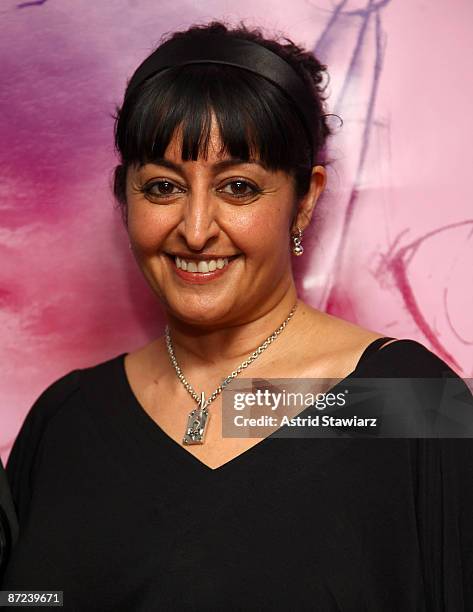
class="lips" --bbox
[165,253,241,284]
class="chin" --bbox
[170,301,235,327]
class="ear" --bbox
[291,165,327,233]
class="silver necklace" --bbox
[165,301,298,445]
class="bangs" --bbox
[115,63,312,171]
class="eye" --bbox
[218,179,260,199]
[141,180,184,199]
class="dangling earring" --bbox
[291,227,304,256]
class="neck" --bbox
[165,287,301,368]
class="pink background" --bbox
[1,0,472,462]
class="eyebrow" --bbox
[141,158,266,173]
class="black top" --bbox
[2,337,473,611]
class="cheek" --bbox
[228,205,291,259]
[127,203,174,251]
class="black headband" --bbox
[124,34,317,164]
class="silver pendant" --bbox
[182,392,210,445]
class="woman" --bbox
[2,21,472,611]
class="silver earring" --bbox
[128,242,132,250]
[292,227,304,256]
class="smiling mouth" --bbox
[164,253,241,273]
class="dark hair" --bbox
[112,21,339,224]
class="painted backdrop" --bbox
[1,0,472,461]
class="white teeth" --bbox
[174,255,233,273]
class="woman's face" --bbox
[125,116,324,328]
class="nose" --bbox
[177,188,220,251]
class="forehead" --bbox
[163,112,252,164]
[142,119,272,178]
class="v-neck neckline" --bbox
[118,352,284,472]
[115,336,396,472]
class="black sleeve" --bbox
[360,338,471,380]
[367,339,473,610]
[5,370,82,528]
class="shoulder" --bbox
[304,305,466,378]
[357,339,473,435]
[6,353,125,518]
[5,367,82,519]
[7,353,124,467]
[13,369,82,447]
[360,338,463,378]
